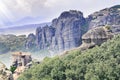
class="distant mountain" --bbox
[1,16,46,27]
[14,16,45,26]
[0,22,51,35]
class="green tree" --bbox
[10,66,17,73]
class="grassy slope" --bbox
[18,35,120,80]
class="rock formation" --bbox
[25,59,40,70]
[87,5,120,34]
[26,10,87,51]
[11,52,32,80]
[52,10,87,51]
[25,33,36,49]
[25,5,120,52]
[36,25,55,49]
[80,26,113,50]
[0,62,13,80]
[12,52,32,67]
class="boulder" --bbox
[0,62,13,80]
[80,26,113,50]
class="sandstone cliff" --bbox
[52,10,87,51]
[36,25,55,50]
[26,10,87,51]
[25,5,120,52]
[87,5,120,34]
[25,33,36,49]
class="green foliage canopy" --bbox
[18,35,120,80]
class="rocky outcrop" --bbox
[0,62,13,80]
[36,25,55,49]
[53,10,87,51]
[80,26,113,50]
[26,5,120,52]
[25,59,40,70]
[12,52,32,68]
[87,5,120,34]
[26,10,87,51]
[25,33,36,49]
[11,52,32,80]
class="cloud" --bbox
[2,0,48,18]
[0,0,120,27]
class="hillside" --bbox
[0,35,26,54]
[18,34,120,80]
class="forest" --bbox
[18,34,120,80]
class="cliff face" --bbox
[36,25,55,49]
[26,5,120,52]
[52,10,87,51]
[87,5,120,34]
[25,33,36,49]
[26,10,87,51]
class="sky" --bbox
[0,0,120,28]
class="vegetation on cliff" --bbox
[0,35,26,54]
[18,34,120,80]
